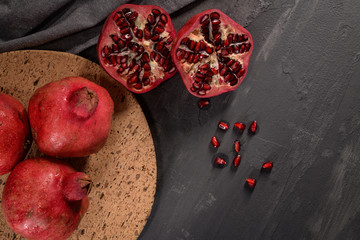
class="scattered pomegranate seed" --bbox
[249,121,257,134]
[234,122,246,131]
[198,99,210,108]
[211,136,220,148]
[233,155,241,167]
[234,140,241,153]
[246,178,256,189]
[262,161,273,170]
[218,121,229,131]
[214,157,226,166]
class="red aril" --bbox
[262,161,273,170]
[249,120,258,134]
[218,121,229,131]
[211,136,220,148]
[97,4,177,93]
[214,157,226,167]
[233,154,241,167]
[234,122,246,131]
[234,140,241,153]
[198,99,210,108]
[246,178,256,189]
[171,9,253,98]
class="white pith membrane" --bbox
[100,8,175,90]
[175,12,252,96]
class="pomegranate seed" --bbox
[249,121,258,134]
[233,155,241,167]
[234,140,240,153]
[152,8,161,16]
[210,12,220,20]
[198,99,210,108]
[160,14,168,23]
[246,178,256,189]
[211,136,220,148]
[133,83,142,89]
[262,161,273,170]
[236,69,245,78]
[218,121,229,131]
[147,14,156,24]
[214,157,226,167]
[200,14,209,24]
[234,122,246,131]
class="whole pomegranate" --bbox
[2,157,92,240]
[28,76,114,158]
[97,4,177,93]
[171,9,254,98]
[0,93,32,175]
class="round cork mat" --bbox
[0,50,157,240]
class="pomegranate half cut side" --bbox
[97,4,177,93]
[171,9,253,98]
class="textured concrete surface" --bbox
[1,0,360,239]
[135,0,360,239]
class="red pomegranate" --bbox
[171,9,253,98]
[2,157,91,240]
[97,4,177,93]
[0,93,32,175]
[28,76,114,158]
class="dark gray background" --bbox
[1,0,360,239]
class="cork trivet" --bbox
[0,50,156,240]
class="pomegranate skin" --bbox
[2,157,90,240]
[28,76,114,158]
[0,93,32,175]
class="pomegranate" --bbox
[171,9,253,98]
[0,93,32,175]
[2,157,91,240]
[28,76,114,158]
[97,4,177,93]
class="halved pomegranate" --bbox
[97,4,177,93]
[171,9,253,98]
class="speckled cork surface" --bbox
[0,50,157,240]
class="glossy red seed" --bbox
[234,140,241,153]
[160,14,168,23]
[234,122,246,131]
[262,161,273,170]
[152,8,161,16]
[214,157,226,166]
[233,155,241,167]
[218,121,229,131]
[249,121,257,134]
[198,99,210,108]
[246,178,256,189]
[211,136,220,148]
[200,14,209,24]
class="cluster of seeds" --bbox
[210,120,273,190]
[100,7,175,90]
[175,11,252,96]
